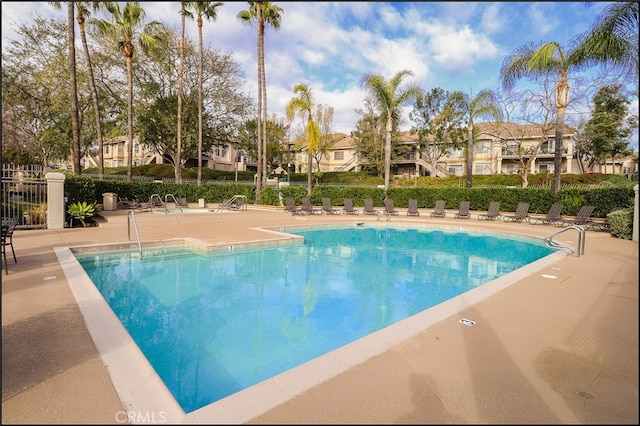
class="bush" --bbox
[608,208,633,240]
[67,201,97,227]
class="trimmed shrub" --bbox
[608,208,633,240]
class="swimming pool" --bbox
[65,224,557,420]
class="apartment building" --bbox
[298,121,636,177]
[83,135,250,174]
[81,122,635,177]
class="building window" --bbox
[214,145,228,158]
[334,151,344,160]
[105,145,110,154]
[538,162,554,173]
[477,141,492,155]
[134,143,140,154]
[541,139,555,153]
[506,164,520,174]
[503,142,518,156]
[449,148,463,158]
[475,162,492,175]
[449,164,463,176]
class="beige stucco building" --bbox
[292,121,637,177]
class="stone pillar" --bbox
[46,172,66,229]
[633,184,638,242]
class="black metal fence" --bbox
[1,164,47,229]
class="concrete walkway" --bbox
[2,206,638,424]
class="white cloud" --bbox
[480,3,505,34]
[526,3,560,38]
[426,24,501,71]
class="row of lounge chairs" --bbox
[284,197,616,230]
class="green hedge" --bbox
[64,174,634,220]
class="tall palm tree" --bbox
[238,1,283,203]
[500,41,592,195]
[53,1,106,176]
[286,83,321,195]
[77,2,107,178]
[93,2,165,182]
[361,70,421,191]
[185,1,223,186]
[175,2,187,183]
[67,2,82,175]
[578,1,639,81]
[454,89,502,188]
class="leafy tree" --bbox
[409,87,466,177]
[237,116,289,172]
[313,104,336,171]
[360,70,422,191]
[1,18,87,168]
[286,83,321,195]
[93,1,166,182]
[185,1,224,185]
[237,119,259,165]
[136,94,203,166]
[238,1,283,203]
[133,26,252,170]
[352,97,386,175]
[265,115,290,171]
[580,84,637,173]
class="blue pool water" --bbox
[75,225,553,413]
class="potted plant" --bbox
[67,201,97,228]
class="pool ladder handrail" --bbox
[127,210,143,256]
[544,224,585,257]
[149,194,164,213]
[164,193,183,213]
[216,195,248,212]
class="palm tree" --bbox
[360,70,421,191]
[238,2,283,203]
[175,2,187,183]
[93,2,165,182]
[454,89,502,188]
[67,2,81,175]
[578,1,639,81]
[52,1,106,176]
[286,83,321,195]
[185,1,223,186]
[500,41,592,195]
[77,2,107,178]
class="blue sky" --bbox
[2,2,637,148]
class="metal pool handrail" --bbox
[544,225,585,257]
[128,210,142,256]
[164,193,183,213]
[149,194,164,213]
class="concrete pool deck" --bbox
[2,205,638,424]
